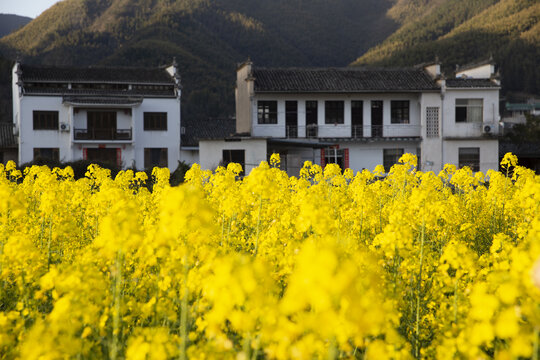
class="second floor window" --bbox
[325,101,344,124]
[144,112,167,130]
[391,100,410,124]
[257,101,277,124]
[456,99,483,123]
[33,111,59,130]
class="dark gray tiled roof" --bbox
[253,67,440,92]
[24,87,176,97]
[21,65,175,84]
[181,117,236,147]
[0,122,16,149]
[446,78,499,88]
[63,96,144,106]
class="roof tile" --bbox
[253,67,440,92]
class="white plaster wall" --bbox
[442,89,499,138]
[251,93,423,139]
[12,65,21,142]
[133,98,181,171]
[236,63,254,134]
[17,96,72,165]
[344,141,420,173]
[16,93,180,170]
[419,92,443,172]
[199,139,267,174]
[444,140,499,173]
[180,149,199,166]
[456,64,493,79]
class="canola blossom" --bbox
[0,153,539,359]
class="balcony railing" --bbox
[74,128,132,141]
[352,125,363,138]
[286,126,298,138]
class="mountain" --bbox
[0,0,398,122]
[353,0,540,95]
[0,14,32,38]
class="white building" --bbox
[12,61,182,171]
[200,60,500,174]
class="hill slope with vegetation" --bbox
[0,0,397,122]
[354,0,540,95]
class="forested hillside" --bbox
[354,0,540,95]
[0,0,397,122]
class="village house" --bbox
[11,61,182,171]
[199,59,501,175]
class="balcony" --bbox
[285,125,318,138]
[283,124,420,139]
[74,128,132,141]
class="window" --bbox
[306,101,318,137]
[456,99,483,123]
[34,148,59,161]
[285,101,298,138]
[383,148,404,172]
[426,107,440,137]
[391,100,410,124]
[222,150,245,174]
[458,147,480,172]
[144,148,168,169]
[351,101,363,137]
[324,147,344,169]
[144,112,167,130]
[257,101,277,124]
[325,101,344,124]
[33,111,59,130]
[321,147,349,170]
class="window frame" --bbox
[391,100,410,124]
[458,147,480,172]
[144,148,168,169]
[257,101,278,124]
[222,149,245,175]
[144,112,168,131]
[383,148,404,172]
[455,99,483,123]
[33,111,59,130]
[33,147,60,161]
[325,101,344,124]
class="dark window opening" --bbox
[34,148,59,161]
[86,148,120,166]
[222,149,245,174]
[144,148,168,169]
[459,147,480,172]
[371,101,383,137]
[285,101,298,138]
[351,100,363,137]
[325,101,344,124]
[33,111,59,130]
[306,101,318,137]
[383,148,404,172]
[456,99,483,123]
[144,112,167,131]
[391,100,410,124]
[257,101,277,124]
